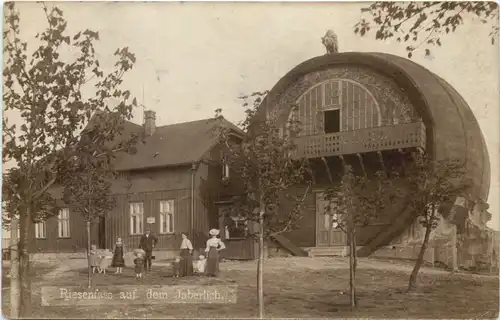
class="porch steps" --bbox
[305,246,349,257]
[270,234,308,257]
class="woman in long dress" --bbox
[205,229,226,277]
[179,233,194,277]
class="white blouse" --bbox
[180,238,193,250]
[205,237,226,252]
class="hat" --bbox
[134,248,145,256]
[209,229,219,236]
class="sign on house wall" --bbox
[146,217,155,224]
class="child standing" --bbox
[89,244,99,273]
[196,255,207,274]
[134,253,144,280]
[112,237,125,274]
[172,256,181,278]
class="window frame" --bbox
[323,107,342,134]
[57,208,71,238]
[129,202,144,235]
[35,220,47,239]
[159,199,175,234]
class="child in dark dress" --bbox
[134,253,144,279]
[112,237,125,274]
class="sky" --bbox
[5,1,500,230]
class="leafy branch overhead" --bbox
[354,2,499,58]
[2,2,141,224]
[215,91,311,240]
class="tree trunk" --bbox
[19,205,32,318]
[350,227,357,307]
[87,221,92,288]
[257,201,265,319]
[10,217,20,319]
[408,225,432,291]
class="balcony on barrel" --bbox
[293,121,426,160]
[286,78,427,184]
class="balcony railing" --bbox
[292,121,426,159]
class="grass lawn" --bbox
[1,259,498,319]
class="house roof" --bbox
[114,116,243,171]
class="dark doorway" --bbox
[98,217,106,249]
[324,109,341,133]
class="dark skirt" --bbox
[179,249,193,277]
[206,247,219,276]
[112,246,125,267]
[89,254,100,267]
[134,258,144,273]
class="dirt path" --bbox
[222,257,497,279]
[42,258,90,281]
[40,256,497,280]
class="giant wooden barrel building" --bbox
[259,52,490,257]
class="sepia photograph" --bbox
[1,1,499,319]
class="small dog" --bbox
[172,256,181,278]
[98,255,112,274]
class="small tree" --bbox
[2,3,138,316]
[61,126,124,287]
[216,92,311,319]
[324,166,398,307]
[404,154,473,291]
[354,2,499,58]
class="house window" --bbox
[35,221,47,239]
[324,109,341,133]
[159,200,174,234]
[225,215,248,239]
[58,208,70,238]
[130,202,144,235]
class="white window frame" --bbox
[35,221,47,239]
[58,208,70,238]
[130,202,144,235]
[159,200,175,234]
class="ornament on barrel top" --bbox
[322,29,339,54]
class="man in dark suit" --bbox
[139,229,158,272]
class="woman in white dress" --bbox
[204,229,226,277]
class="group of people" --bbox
[172,228,226,278]
[88,228,226,279]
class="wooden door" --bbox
[316,192,346,246]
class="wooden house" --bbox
[26,111,245,257]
